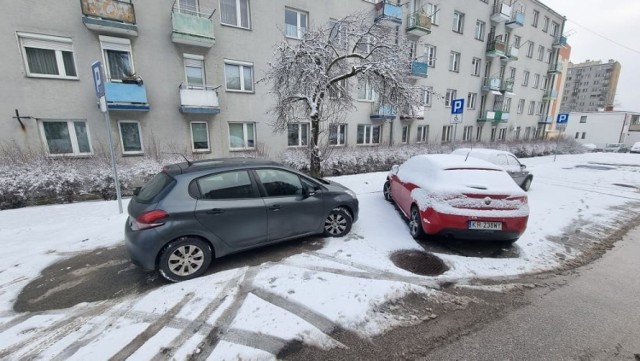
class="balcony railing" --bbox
[374,1,402,25]
[171,5,215,47]
[501,78,515,94]
[406,11,432,35]
[548,63,563,74]
[553,35,568,48]
[543,90,558,101]
[81,0,137,36]
[479,110,509,123]
[486,39,507,57]
[179,84,220,114]
[506,45,519,60]
[491,2,512,22]
[506,11,525,28]
[105,82,149,111]
[410,60,428,78]
[538,115,552,124]
[482,77,501,92]
[400,105,425,120]
[370,102,396,120]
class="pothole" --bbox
[390,250,448,276]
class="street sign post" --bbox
[450,99,464,148]
[92,61,123,214]
[554,113,569,162]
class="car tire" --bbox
[323,208,353,237]
[521,177,532,192]
[409,205,426,240]
[383,181,393,202]
[158,237,212,282]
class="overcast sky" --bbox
[540,0,640,112]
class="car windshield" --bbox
[440,168,512,190]
[135,171,174,203]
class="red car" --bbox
[383,154,529,243]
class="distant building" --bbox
[560,60,622,113]
[563,111,640,147]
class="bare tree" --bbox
[264,12,421,176]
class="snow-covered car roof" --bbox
[451,147,517,158]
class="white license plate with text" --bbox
[468,221,502,230]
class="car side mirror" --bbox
[303,185,320,198]
[391,165,399,174]
[520,164,527,170]
[133,186,141,196]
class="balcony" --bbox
[491,2,512,23]
[506,45,519,61]
[81,0,137,36]
[553,35,568,48]
[171,6,215,47]
[630,123,640,131]
[179,85,220,114]
[506,10,525,28]
[538,115,552,124]
[406,11,432,36]
[400,105,425,121]
[501,79,515,95]
[410,61,428,78]
[482,77,502,94]
[105,82,149,111]
[543,90,558,101]
[548,63,563,74]
[479,110,509,123]
[370,102,396,120]
[374,1,403,25]
[486,39,507,58]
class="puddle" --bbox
[390,250,448,276]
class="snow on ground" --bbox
[0,153,639,360]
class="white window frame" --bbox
[416,125,428,143]
[449,51,460,72]
[472,57,481,76]
[100,35,134,82]
[117,120,144,155]
[442,125,453,143]
[38,119,92,156]
[528,101,535,115]
[228,122,256,150]
[356,124,381,145]
[463,125,473,141]
[475,20,485,41]
[453,11,465,33]
[18,32,78,80]
[422,86,433,107]
[358,78,376,102]
[427,3,439,25]
[533,74,540,88]
[537,45,545,61]
[527,42,534,58]
[445,89,457,107]
[542,16,550,32]
[502,97,512,112]
[424,45,436,68]
[551,22,559,37]
[401,125,410,144]
[287,123,309,147]
[498,128,507,141]
[184,54,205,88]
[224,60,254,92]
[467,92,477,109]
[220,0,251,29]
[178,0,199,15]
[285,7,308,39]
[329,123,347,146]
[532,10,539,27]
[522,71,530,86]
[517,99,525,114]
[190,121,210,152]
[536,101,544,115]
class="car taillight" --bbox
[131,210,169,231]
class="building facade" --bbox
[560,59,622,113]
[563,111,640,147]
[0,0,566,161]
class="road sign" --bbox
[91,61,105,98]
[556,113,569,124]
[450,114,463,124]
[451,98,464,114]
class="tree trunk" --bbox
[309,117,321,177]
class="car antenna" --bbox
[171,153,193,167]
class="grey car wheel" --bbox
[383,181,393,202]
[159,237,212,282]
[323,208,353,237]
[409,206,426,240]
[521,177,532,191]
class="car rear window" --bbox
[135,171,174,203]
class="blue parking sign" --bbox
[91,61,105,98]
[557,113,569,124]
[451,99,464,114]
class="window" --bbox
[527,42,534,58]
[329,124,347,146]
[427,3,439,25]
[476,126,482,141]
[422,86,433,107]
[100,36,133,81]
[542,16,549,32]
[358,78,376,101]
[18,32,77,79]
[575,132,579,139]
[257,169,303,197]
[453,11,465,33]
[514,126,521,140]
[287,123,309,147]
[220,0,250,28]
[424,45,436,68]
[449,51,460,72]
[467,92,477,109]
[475,20,485,41]
[445,89,456,107]
[517,99,525,114]
[490,127,497,141]
[228,122,256,150]
[39,119,91,156]
[472,57,481,76]
[528,101,535,115]
[224,61,253,92]
[542,75,549,90]
[502,98,511,112]
[184,54,204,88]
[522,71,530,86]
[416,125,428,143]
[533,74,540,88]
[178,0,199,15]
[581,132,586,139]
[551,22,559,37]
[118,121,143,155]
[357,124,381,145]
[190,122,210,152]
[532,10,539,27]
[463,126,473,141]
[524,126,532,140]
[441,125,453,143]
[498,128,506,141]
[536,101,544,115]
[285,8,307,39]
[401,125,410,144]
[537,45,545,61]
[580,116,587,123]
[513,35,521,48]
[545,49,553,64]
[199,170,256,200]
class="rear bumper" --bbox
[421,208,528,241]
[124,220,164,271]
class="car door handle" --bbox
[268,205,281,211]
[207,208,225,214]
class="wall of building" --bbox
[563,111,639,147]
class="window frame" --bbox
[445,89,457,107]
[453,11,465,34]
[463,125,473,141]
[467,92,477,109]
[401,125,410,144]
[424,45,436,68]
[190,121,210,152]
[220,0,251,29]
[449,51,461,72]
[517,99,525,114]
[117,120,144,155]
[228,122,256,150]
[284,7,308,39]
[38,119,92,157]
[472,57,481,76]
[356,124,381,145]
[184,54,205,89]
[99,35,134,82]
[416,125,428,143]
[329,123,347,146]
[422,86,433,107]
[522,70,530,86]
[224,60,254,92]
[17,32,78,80]
[474,20,485,41]
[287,123,310,147]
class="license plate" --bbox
[468,221,502,230]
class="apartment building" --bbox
[560,59,622,113]
[0,0,566,160]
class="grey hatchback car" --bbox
[125,158,359,282]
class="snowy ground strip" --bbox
[0,153,638,360]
